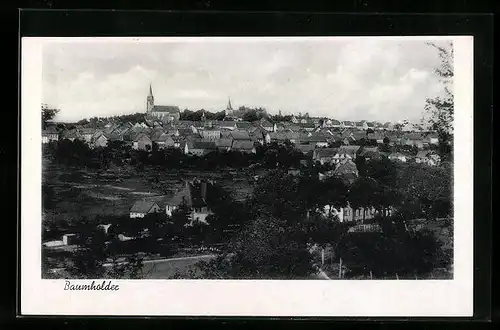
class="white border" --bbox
[21,36,474,316]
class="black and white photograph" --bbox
[21,35,474,316]
[39,37,454,280]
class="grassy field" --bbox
[42,163,255,226]
[141,255,215,279]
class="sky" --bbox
[42,37,452,123]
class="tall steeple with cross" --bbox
[225,97,234,117]
[147,83,155,114]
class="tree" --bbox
[225,216,315,279]
[270,113,292,123]
[316,176,349,215]
[77,118,89,125]
[66,226,108,279]
[41,104,60,129]
[364,158,398,187]
[425,41,454,162]
[355,155,367,177]
[347,177,381,222]
[170,201,192,238]
[242,110,259,122]
[396,162,452,219]
[249,169,307,220]
[204,184,249,242]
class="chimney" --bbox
[200,181,207,201]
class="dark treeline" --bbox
[180,106,269,122]
[43,139,306,171]
[180,109,226,121]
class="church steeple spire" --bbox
[147,83,154,114]
[227,97,233,111]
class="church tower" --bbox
[225,97,233,117]
[147,84,155,114]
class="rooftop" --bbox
[130,200,159,213]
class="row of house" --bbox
[44,113,437,148]
[289,116,425,132]
[324,204,394,223]
[49,120,438,152]
[312,145,441,166]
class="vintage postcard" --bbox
[21,36,473,316]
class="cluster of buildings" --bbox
[312,144,442,168]
[43,85,444,229]
[43,84,441,164]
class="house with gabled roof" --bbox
[232,140,256,154]
[165,180,214,224]
[312,148,338,165]
[199,128,221,140]
[298,122,316,132]
[279,122,300,132]
[334,158,359,177]
[219,121,238,130]
[229,130,251,141]
[131,132,153,151]
[130,200,161,218]
[185,140,217,156]
[248,126,271,144]
[274,122,286,131]
[259,118,275,132]
[333,145,361,164]
[304,133,329,148]
[235,121,253,130]
[215,138,233,152]
[90,131,108,148]
[177,127,196,137]
[177,120,197,129]
[79,127,97,143]
[156,133,175,149]
[107,122,131,137]
[269,131,294,145]
[149,128,165,142]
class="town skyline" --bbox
[42,37,450,123]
